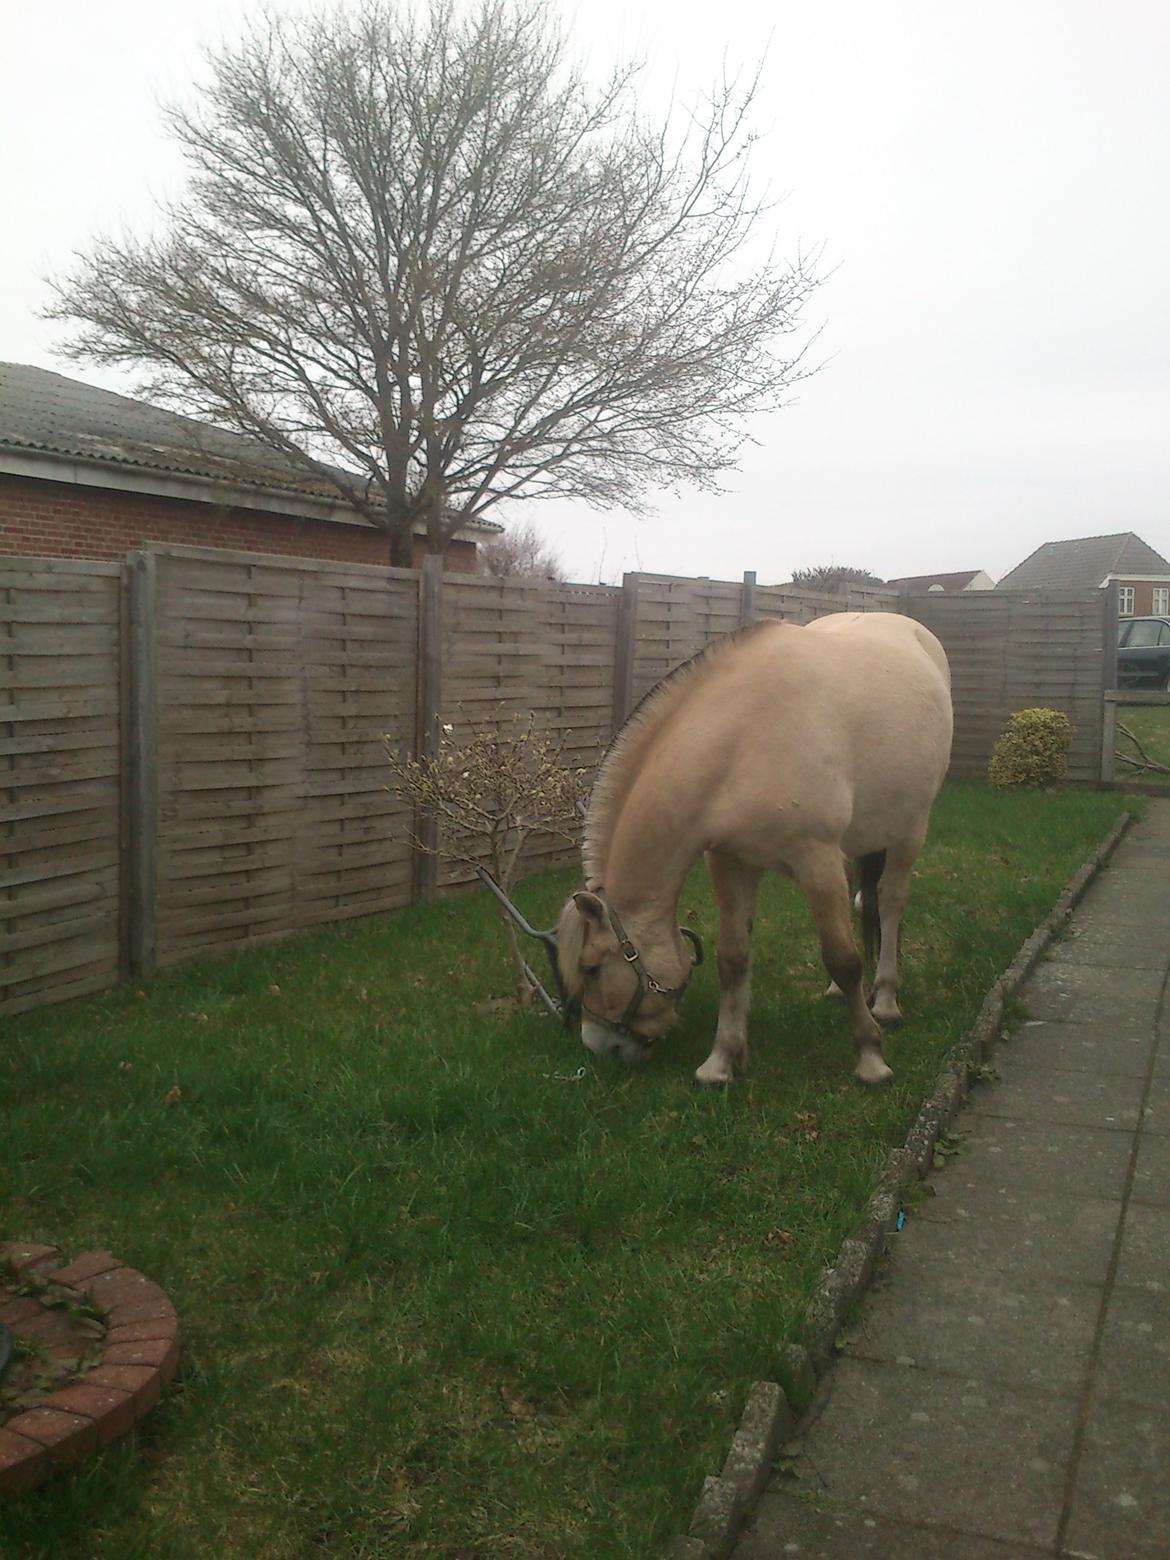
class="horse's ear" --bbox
[572,890,606,925]
[564,890,616,972]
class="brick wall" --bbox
[0,473,479,571]
[1117,579,1170,617]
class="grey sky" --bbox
[3,0,1167,584]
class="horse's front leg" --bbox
[695,852,762,1085]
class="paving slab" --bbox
[845,1268,1099,1396]
[781,1358,1075,1551]
[1068,888,1170,929]
[1017,963,1161,1027]
[908,1180,1120,1286]
[1002,1018,1154,1076]
[1104,838,1170,866]
[1063,1400,1170,1560]
[1045,932,1168,971]
[1046,922,1170,969]
[956,1114,1133,1201]
[968,1060,1145,1131]
[1131,1131,1170,1205]
[1093,1288,1170,1407]
[736,1496,1047,1559]
[1114,1203,1170,1293]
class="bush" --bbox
[988,708,1074,788]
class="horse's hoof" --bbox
[855,1049,893,1086]
[694,1061,734,1086]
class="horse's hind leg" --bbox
[695,851,761,1085]
[870,841,921,1026]
[796,846,891,1085]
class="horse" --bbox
[553,612,953,1085]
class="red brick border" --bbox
[0,1244,179,1499]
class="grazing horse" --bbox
[555,613,953,1084]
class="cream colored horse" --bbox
[556,613,953,1084]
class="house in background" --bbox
[0,362,496,569]
[887,568,994,593]
[995,532,1170,616]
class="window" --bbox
[1126,619,1164,647]
[1154,587,1170,615]
[1119,586,1135,616]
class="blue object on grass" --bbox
[895,1209,905,1231]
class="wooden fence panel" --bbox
[906,589,1106,781]
[150,547,418,966]
[629,575,745,705]
[0,558,123,1015]
[752,583,901,624]
[436,574,620,886]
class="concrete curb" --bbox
[672,809,1133,1559]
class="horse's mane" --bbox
[583,620,778,884]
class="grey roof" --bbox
[996,533,1170,589]
[887,569,987,592]
[0,362,498,532]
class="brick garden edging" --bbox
[672,809,1134,1560]
[0,1244,179,1499]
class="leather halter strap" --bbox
[582,888,704,1044]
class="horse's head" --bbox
[556,890,703,1064]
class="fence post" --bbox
[740,570,757,627]
[125,551,158,978]
[414,553,444,902]
[611,571,640,734]
[1100,580,1120,782]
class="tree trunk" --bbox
[387,526,415,569]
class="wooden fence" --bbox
[1,558,125,1015]
[907,587,1109,782]
[1,545,1113,1015]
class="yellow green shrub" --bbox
[988,708,1074,788]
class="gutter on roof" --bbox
[0,444,500,540]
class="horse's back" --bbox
[691,613,952,861]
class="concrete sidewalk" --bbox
[735,802,1170,1560]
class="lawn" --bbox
[1114,702,1170,784]
[0,783,1129,1558]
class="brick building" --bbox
[996,532,1170,616]
[0,362,496,568]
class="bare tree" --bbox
[385,713,587,1000]
[48,0,820,567]
[789,564,884,593]
[479,519,565,580]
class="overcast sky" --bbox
[3,0,1167,584]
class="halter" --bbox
[471,868,704,1043]
[581,889,704,1045]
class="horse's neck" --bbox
[600,784,699,934]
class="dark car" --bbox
[1118,616,1170,690]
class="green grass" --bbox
[1115,704,1170,784]
[0,783,1130,1558]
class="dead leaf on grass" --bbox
[498,1385,537,1419]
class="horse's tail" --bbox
[858,850,886,971]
